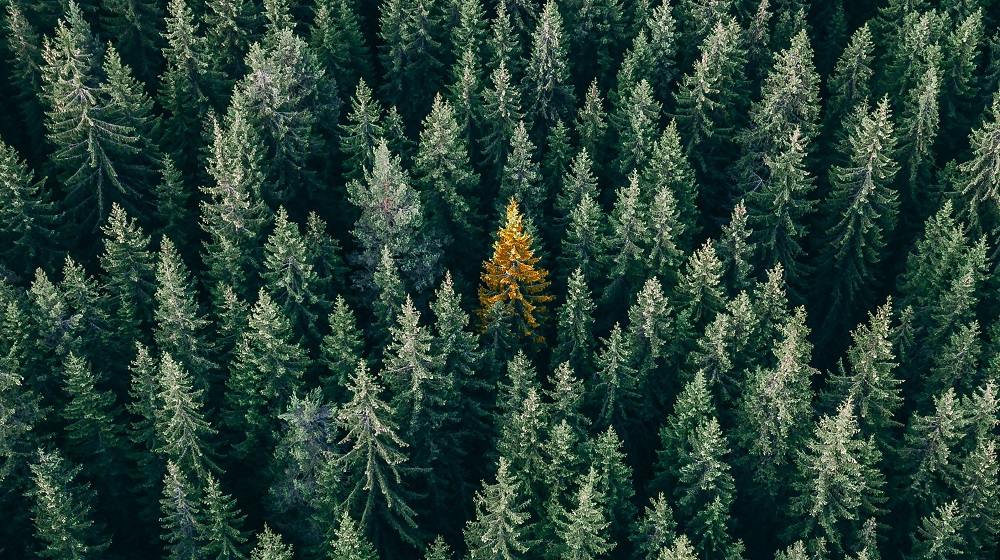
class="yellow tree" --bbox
[479,198,554,341]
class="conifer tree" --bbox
[790,399,886,553]
[746,128,816,290]
[99,0,164,82]
[28,448,109,559]
[902,387,968,512]
[3,2,46,158]
[676,416,738,557]
[626,277,675,391]
[952,94,1000,235]
[554,149,598,226]
[199,111,269,303]
[447,45,483,151]
[378,0,445,122]
[498,121,543,222]
[154,237,215,390]
[553,268,596,378]
[0,137,58,278]
[233,29,334,204]
[199,473,249,560]
[372,246,407,352]
[589,426,635,544]
[309,0,370,94]
[824,300,902,447]
[738,29,821,187]
[478,198,553,342]
[558,193,608,285]
[592,323,639,429]
[225,290,308,457]
[480,61,524,175]
[675,240,725,333]
[898,62,940,215]
[339,79,384,184]
[553,467,614,560]
[262,207,321,342]
[736,307,815,503]
[717,201,755,294]
[815,97,899,335]
[464,456,532,560]
[159,459,202,560]
[383,297,441,433]
[910,500,965,560]
[347,139,442,296]
[249,525,293,560]
[335,361,418,547]
[321,296,364,398]
[613,79,661,181]
[329,510,377,560]
[156,353,218,480]
[656,370,715,492]
[630,493,677,560]
[897,200,988,372]
[414,94,479,243]
[603,172,650,307]
[159,0,218,179]
[521,0,574,139]
[574,81,608,175]
[60,353,123,484]
[642,121,698,253]
[202,0,258,87]
[41,2,152,236]
[825,23,874,135]
[675,0,733,65]
[430,270,482,411]
[673,17,748,196]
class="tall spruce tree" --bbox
[464,456,533,560]
[225,290,308,457]
[347,139,442,296]
[378,0,445,122]
[521,0,574,140]
[335,361,419,548]
[0,137,58,278]
[27,448,109,559]
[815,97,899,337]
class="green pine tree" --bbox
[464,456,533,560]
[250,525,293,560]
[262,207,322,342]
[521,0,574,139]
[27,448,109,559]
[159,459,202,560]
[0,137,58,278]
[378,0,445,122]
[199,473,248,560]
[155,353,218,480]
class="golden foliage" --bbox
[478,198,554,340]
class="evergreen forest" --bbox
[6,0,1000,558]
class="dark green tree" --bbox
[824,300,902,449]
[790,399,886,553]
[557,193,608,286]
[480,61,523,175]
[746,128,816,290]
[591,323,639,429]
[250,525,293,560]
[159,0,218,181]
[27,448,109,559]
[202,0,258,88]
[498,121,543,222]
[199,473,249,560]
[629,493,677,560]
[199,111,269,303]
[552,268,596,378]
[464,456,533,560]
[155,353,218,480]
[0,137,58,278]
[641,120,698,253]
[378,0,444,122]
[3,2,46,159]
[952,94,1000,236]
[736,307,816,504]
[159,459,202,560]
[262,207,322,342]
[815,97,899,335]
[335,361,419,548]
[552,467,613,560]
[339,79,384,184]
[233,29,334,204]
[60,353,123,485]
[329,510,377,560]
[738,29,821,188]
[225,290,308,457]
[309,0,370,94]
[825,23,874,136]
[99,0,164,82]
[909,500,965,560]
[521,0,574,139]
[573,81,608,176]
[321,296,364,398]
[154,237,215,390]
[414,94,479,243]
[676,416,738,557]
[347,139,442,296]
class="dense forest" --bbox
[3,0,1000,558]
